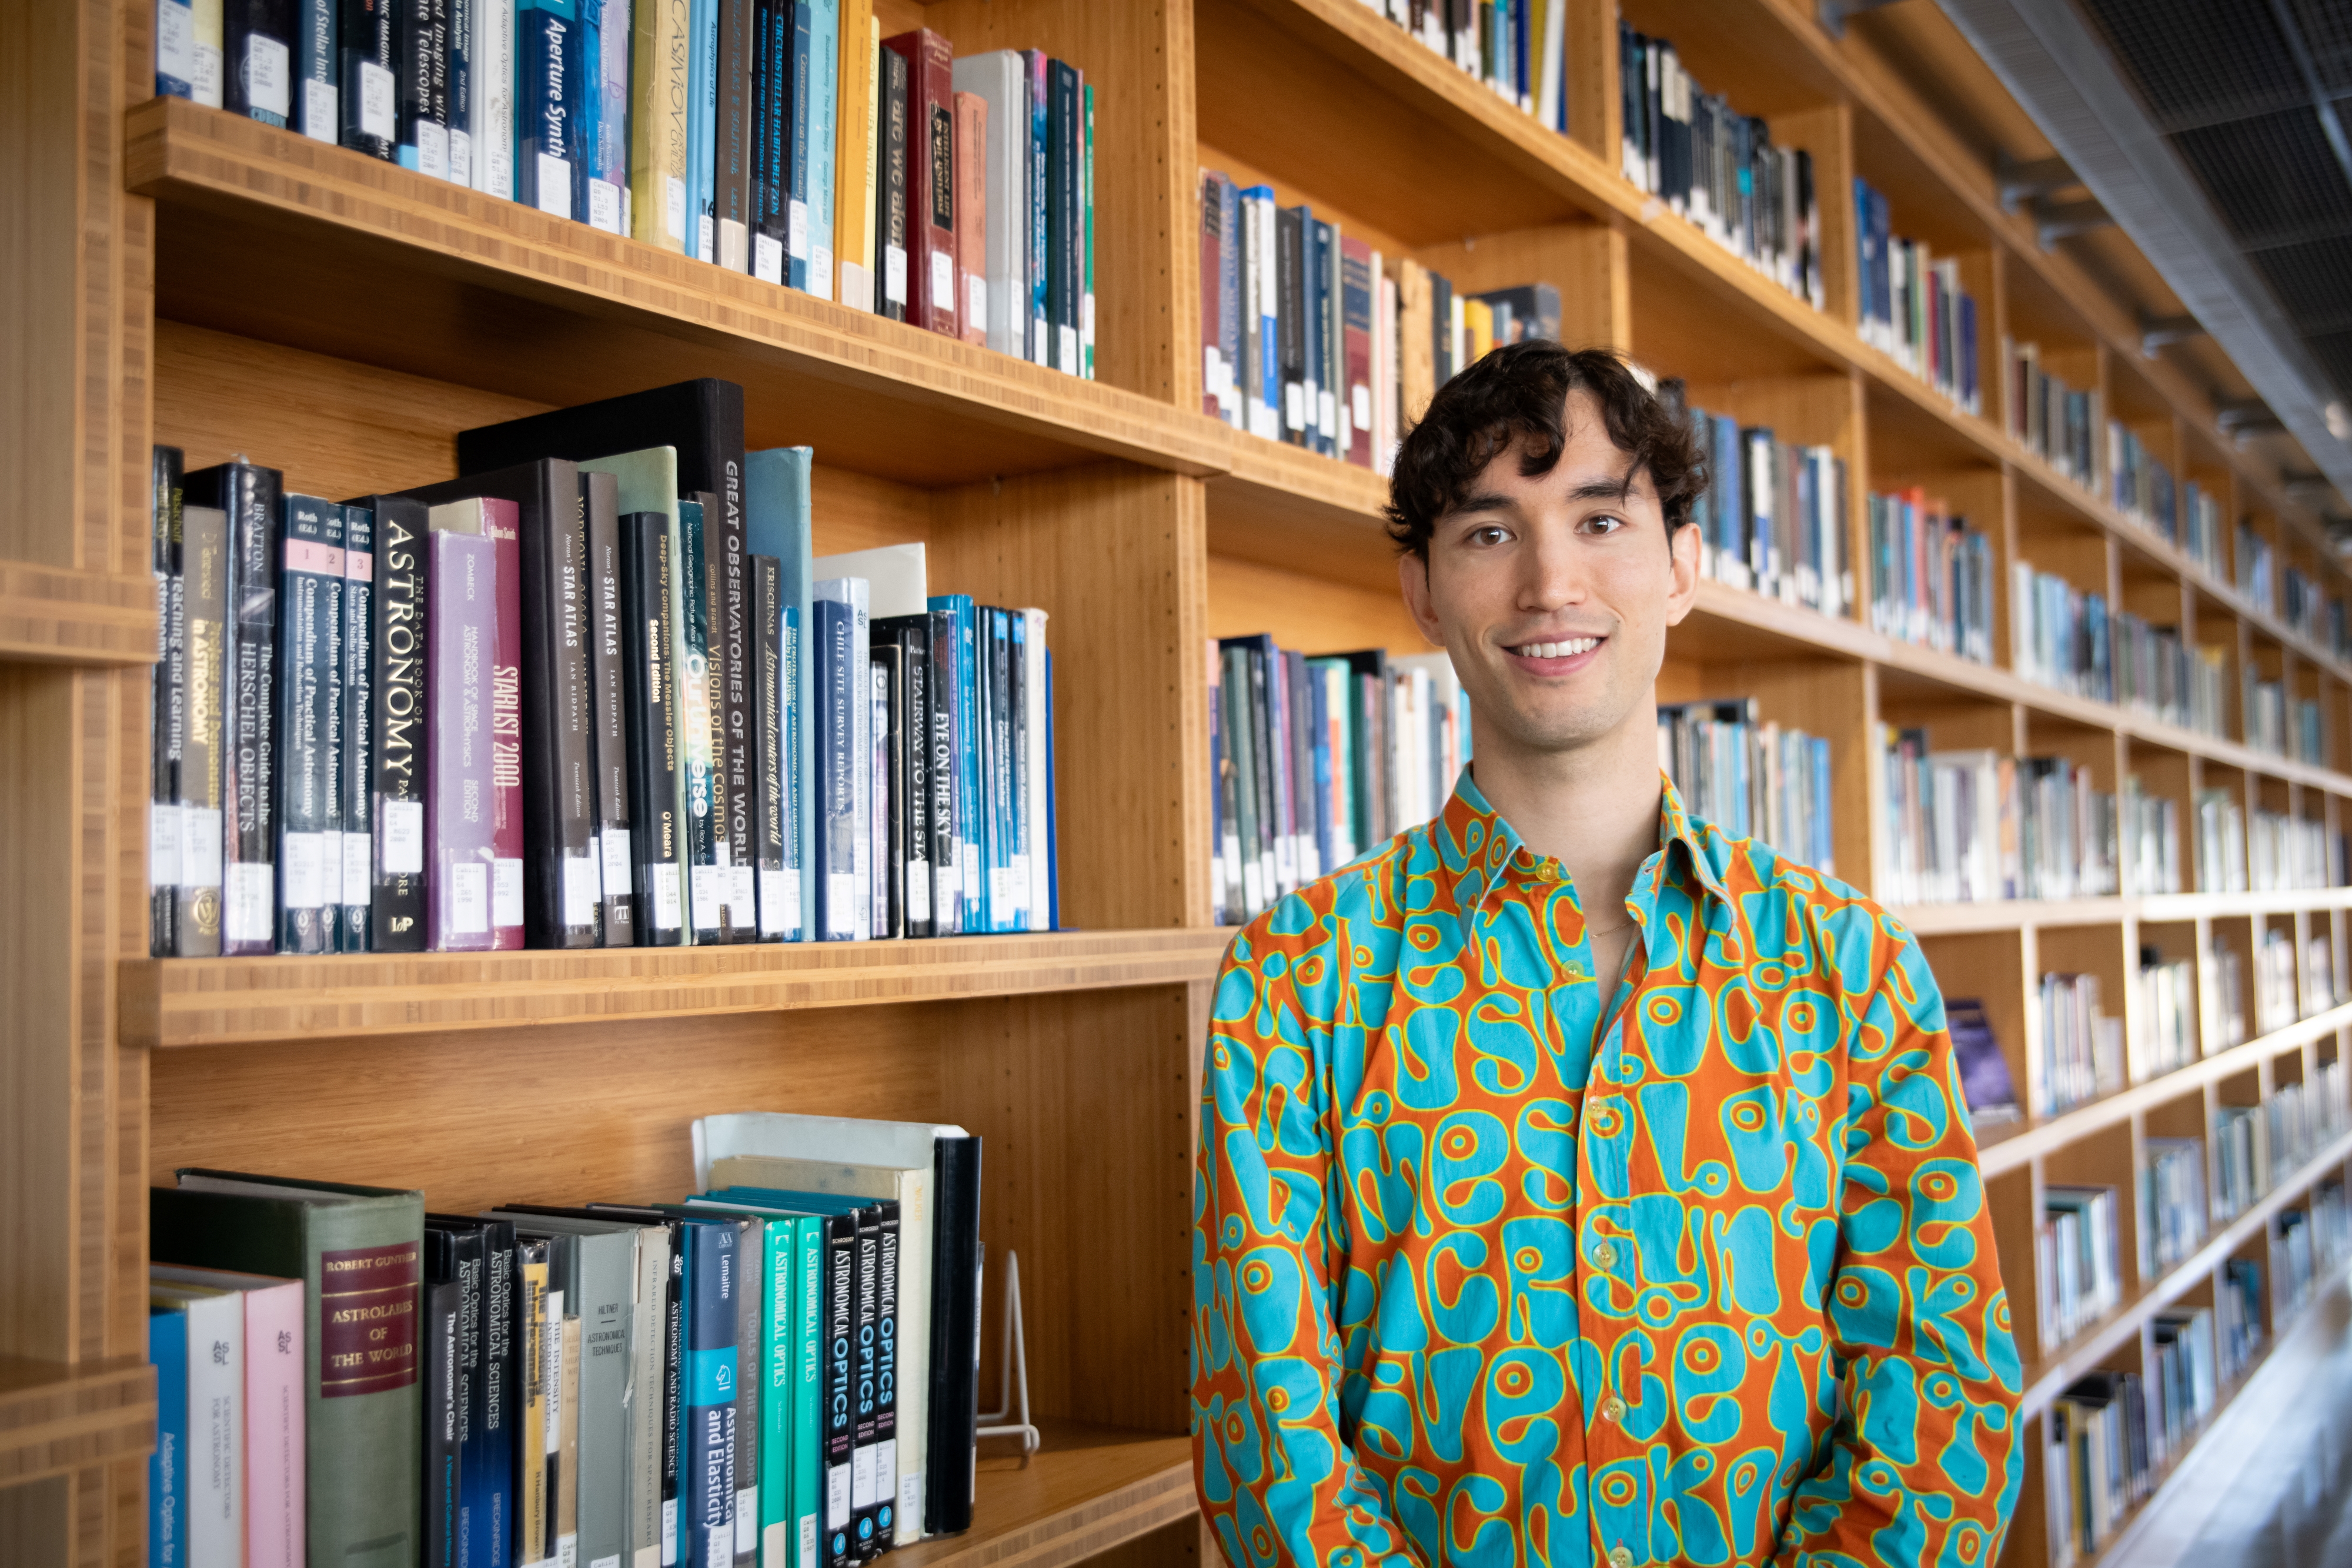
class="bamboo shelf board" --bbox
[0,559,162,666]
[892,1422,1192,1568]
[2016,1122,2352,1419]
[1975,1000,2352,1179]
[1891,888,2352,938]
[122,98,1231,493]
[122,928,1234,1049]
[0,1356,156,1489]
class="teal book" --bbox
[744,449,815,942]
[687,1198,823,1568]
[149,1303,189,1568]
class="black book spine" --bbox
[428,1224,484,1568]
[584,472,634,946]
[873,618,931,938]
[871,1203,901,1549]
[397,0,453,178]
[185,459,285,956]
[622,513,686,945]
[710,477,755,943]
[1046,61,1078,374]
[923,1137,981,1537]
[340,501,375,952]
[360,493,429,950]
[178,502,229,957]
[850,1205,882,1561]
[1277,205,1304,445]
[339,0,398,160]
[923,609,956,935]
[152,446,185,958]
[519,460,600,948]
[422,1256,463,1567]
[750,0,788,277]
[273,494,342,955]
[878,45,909,323]
[751,554,787,938]
[661,1225,686,1568]
[821,1212,857,1568]
[873,641,903,939]
[714,0,754,269]
[480,1221,519,1567]
[222,0,298,126]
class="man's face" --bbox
[1399,390,1700,760]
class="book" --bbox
[746,449,816,942]
[420,1219,489,1568]
[422,510,497,951]
[1046,59,1079,375]
[584,469,636,945]
[679,497,726,942]
[149,1297,191,1568]
[151,1171,427,1568]
[683,1218,742,1568]
[518,0,583,218]
[705,480,759,944]
[177,501,229,957]
[713,0,755,270]
[156,0,221,104]
[346,491,430,951]
[831,0,875,308]
[1022,608,1050,927]
[151,439,182,948]
[419,1243,463,1568]
[223,0,296,127]
[338,500,375,951]
[149,1281,243,1568]
[460,382,750,550]
[396,0,451,176]
[275,494,346,955]
[153,1265,308,1568]
[630,0,691,251]
[1946,998,2021,1123]
[582,0,631,231]
[805,0,840,299]
[688,0,716,259]
[875,40,910,322]
[952,51,1028,358]
[184,457,285,956]
[873,616,931,937]
[470,0,515,196]
[953,89,987,347]
[752,554,791,938]
[748,0,799,286]
[443,0,475,186]
[811,579,860,941]
[516,1235,552,1562]
[881,29,955,337]
[623,510,688,944]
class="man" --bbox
[1191,343,2022,1568]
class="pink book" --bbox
[481,499,526,950]
[153,1266,306,1568]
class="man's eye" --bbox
[1583,514,1626,535]
[1468,526,1511,546]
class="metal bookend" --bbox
[975,1248,1042,1459]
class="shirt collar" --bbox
[1432,765,1729,925]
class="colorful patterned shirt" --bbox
[1192,770,2022,1568]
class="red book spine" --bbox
[1342,237,1374,469]
[1201,175,1221,417]
[884,28,958,337]
[954,89,988,347]
[482,497,526,950]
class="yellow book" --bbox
[518,1244,551,1562]
[631,0,691,252]
[1466,298,1495,363]
[833,0,877,307]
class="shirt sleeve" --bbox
[1777,922,2026,1567]
[1194,918,1429,1568]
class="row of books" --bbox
[1852,180,1982,416]
[2247,805,2338,893]
[155,4,1099,374]
[2041,971,2123,1116]
[2039,1183,2123,1350]
[2108,423,2177,541]
[1208,640,1466,926]
[2144,1136,2207,1273]
[2004,340,2099,488]
[1653,702,1837,877]
[2278,1177,2352,1315]
[147,380,1055,958]
[2133,950,2197,1083]
[1879,733,2117,906]
[2267,1063,2348,1186]
[1865,491,1994,664]
[144,1114,984,1568]
[2195,789,2248,894]
[2280,561,2349,655]
[2255,925,2301,1037]
[2122,778,2183,895]
[1618,26,1824,311]
[2241,676,2327,765]
[1352,0,1575,131]
[2216,1102,2263,1221]
[1669,388,1852,618]
[2008,561,2111,703]
[2113,618,2227,738]
[2236,520,2275,610]
[2148,1306,2221,1482]
[2046,1369,2153,1560]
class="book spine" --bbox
[689,0,716,260]
[1024,609,1049,927]
[899,623,931,937]
[470,0,513,194]
[369,496,428,949]
[629,0,688,249]
[782,602,806,941]
[988,610,1013,931]
[1006,611,1028,930]
[711,484,757,942]
[923,608,956,934]
[954,89,986,346]
[849,581,871,941]
[444,0,473,184]
[790,1217,823,1568]
[876,42,909,322]
[397,0,451,176]
[714,0,754,270]
[685,1224,741,1568]
[622,513,687,944]
[870,1206,899,1548]
[752,556,790,938]
[484,500,527,950]
[274,494,343,954]
[584,474,634,945]
[847,1208,880,1560]
[423,1276,462,1568]
[518,1242,552,1563]
[749,0,788,284]
[158,0,202,100]
[590,0,630,229]
[518,0,582,218]
[662,1230,686,1568]
[200,460,285,956]
[521,464,602,949]
[181,1289,245,1567]
[176,505,228,957]
[1083,81,1095,379]
[292,0,336,139]
[872,650,898,937]
[477,1235,516,1568]
[339,503,374,951]
[893,31,954,336]
[675,500,720,942]
[1026,52,1047,365]
[1047,61,1077,375]
[152,448,185,959]
[806,0,837,299]
[820,1215,855,1568]
[956,601,978,932]
[733,1223,762,1568]
[439,1236,482,1568]
[812,590,853,940]
[149,1308,190,1568]
[225,0,297,126]
[1198,176,1220,418]
[759,1219,793,1567]
[426,528,497,951]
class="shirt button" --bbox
[1593,1241,1616,1268]
[1600,1395,1627,1423]
[1609,1548,1634,1568]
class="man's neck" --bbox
[1468,707,1663,928]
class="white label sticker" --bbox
[797,1515,817,1568]
[929,249,954,318]
[810,245,833,301]
[884,245,908,305]
[156,0,196,83]
[449,127,472,188]
[193,42,223,108]
[662,1496,677,1566]
[151,803,183,890]
[897,1473,922,1543]
[183,807,223,886]
[1320,387,1337,437]
[382,798,424,875]
[967,274,987,332]
[990,865,1011,914]
[226,861,272,942]
[825,1463,851,1527]
[698,213,714,263]
[600,830,632,908]
[493,857,523,928]
[907,859,931,922]
[282,831,326,910]
[244,34,290,118]
[1353,383,1372,429]
[666,175,687,246]
[342,827,371,902]
[873,1445,897,1517]
[754,233,784,285]
[564,854,600,928]
[735,1492,756,1556]
[449,860,489,935]
[358,59,395,142]
[1058,323,1080,376]
[788,198,809,260]
[589,177,621,233]
[731,866,756,927]
[759,868,789,936]
[851,1446,877,1507]
[650,862,682,930]
[1284,382,1305,430]
[415,118,449,181]
[1033,315,1049,365]
[691,864,723,926]
[537,152,573,219]
[826,872,856,938]
[592,1555,621,1568]
[704,1527,729,1568]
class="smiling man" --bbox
[1191,343,2022,1568]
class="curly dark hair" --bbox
[1383,341,1707,560]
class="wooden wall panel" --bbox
[1205,554,1426,657]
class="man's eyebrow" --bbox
[1564,474,1639,503]
[1449,490,1519,516]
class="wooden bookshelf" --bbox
[8,0,2352,1562]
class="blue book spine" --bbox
[1308,658,1332,877]
[444,0,472,183]
[569,0,599,223]
[295,0,338,140]
[786,1,813,290]
[592,0,632,229]
[1010,611,1029,931]
[750,0,786,279]
[686,1222,741,1568]
[926,595,974,934]
[1027,52,1049,365]
[517,0,582,218]
[813,591,855,940]
[1299,214,1324,456]
[987,608,1013,934]
[150,1309,189,1568]
[689,0,717,259]
[1044,647,1057,930]
[806,0,836,297]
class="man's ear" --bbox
[1399,550,1446,647]
[1663,519,1701,627]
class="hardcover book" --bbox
[422,511,497,952]
[746,449,815,942]
[951,51,1029,358]
[622,510,687,944]
[152,447,184,959]
[396,0,451,176]
[875,42,909,322]
[274,494,345,955]
[177,502,230,957]
[881,30,955,337]
[518,0,583,217]
[184,457,285,956]
[952,89,987,347]
[223,0,297,127]
[339,500,375,950]
[629,0,691,252]
[711,0,755,270]
[584,469,636,945]
[345,492,430,951]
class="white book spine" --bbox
[473,0,514,199]
[178,1289,246,1568]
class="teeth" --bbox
[1516,637,1598,658]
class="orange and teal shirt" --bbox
[1192,769,2022,1568]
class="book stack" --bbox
[1655,701,1835,874]
[2141,1136,2207,1273]
[146,383,1057,959]
[1195,178,1414,469]
[2194,788,2249,894]
[2183,481,2227,578]
[1619,29,1823,310]
[1865,490,1994,663]
[2120,777,2183,895]
[1851,179,1980,415]
[2257,927,2299,1035]
[144,1115,987,1568]
[2148,1308,2219,1465]
[2249,807,2332,892]
[1208,641,1466,926]
[1357,2,1576,132]
[2040,971,2123,1114]
[2211,934,2250,1050]
[2002,340,2099,489]
[2217,1256,2265,1382]
[2009,560,2112,702]
[2234,521,2277,612]
[2214,1104,2261,1220]
[2132,948,2196,1082]
[2113,618,2226,737]
[1947,998,2021,1125]
[2038,1185,2123,1350]
[2046,1370,2152,1566]
[1879,732,2118,905]
[151,5,1100,375]
[1673,391,1850,616]
[2107,423,2178,542]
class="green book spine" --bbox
[762,1216,794,1564]
[791,1216,824,1568]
